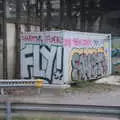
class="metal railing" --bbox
[0,79,43,95]
[0,102,120,120]
[0,79,38,87]
[0,79,70,88]
[0,79,70,95]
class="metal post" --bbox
[37,88,41,94]
[3,0,8,79]
[60,0,64,29]
[39,0,43,31]
[14,0,21,78]
[66,0,72,30]
[26,0,30,31]
[80,0,85,32]
[36,0,43,31]
[46,0,51,30]
[5,101,11,120]
[0,88,4,95]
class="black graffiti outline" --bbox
[24,53,33,79]
[39,46,64,84]
[71,51,107,81]
[22,44,64,84]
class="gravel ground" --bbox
[1,83,120,120]
[1,83,120,105]
[0,112,119,120]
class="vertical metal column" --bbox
[36,0,43,31]
[66,0,72,30]
[3,0,8,79]
[60,0,64,29]
[39,0,43,31]
[14,0,21,78]
[46,0,51,30]
[80,0,85,32]
[0,88,4,95]
[26,0,30,31]
[5,102,11,120]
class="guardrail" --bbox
[0,102,120,120]
[0,79,43,95]
[0,79,70,95]
[0,79,43,87]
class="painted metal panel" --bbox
[20,31,111,84]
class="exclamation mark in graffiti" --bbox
[53,47,63,81]
[56,47,63,71]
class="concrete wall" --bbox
[6,23,40,79]
[7,23,16,78]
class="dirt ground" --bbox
[1,83,120,120]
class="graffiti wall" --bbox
[21,31,111,84]
[21,31,64,84]
[63,31,111,81]
[112,37,120,74]
[71,48,107,80]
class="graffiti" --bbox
[112,49,120,57]
[21,45,64,84]
[21,34,63,45]
[112,48,120,74]
[21,32,111,84]
[112,37,120,74]
[112,63,120,74]
[71,48,108,80]
[64,38,104,48]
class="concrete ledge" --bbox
[42,84,70,89]
[95,75,120,85]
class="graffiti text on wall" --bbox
[64,38,104,48]
[21,45,64,84]
[112,37,120,74]
[71,48,107,81]
[112,48,120,74]
[21,35,63,46]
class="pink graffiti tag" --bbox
[21,35,37,41]
[64,39,71,47]
[64,38,92,47]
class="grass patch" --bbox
[69,80,94,89]
[65,80,119,93]
[0,116,88,120]
[0,116,64,120]
[0,116,27,120]
[13,116,27,120]
[65,80,94,93]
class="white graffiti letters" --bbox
[21,45,33,79]
[21,45,63,84]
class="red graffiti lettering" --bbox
[22,35,37,41]
[64,39,71,47]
